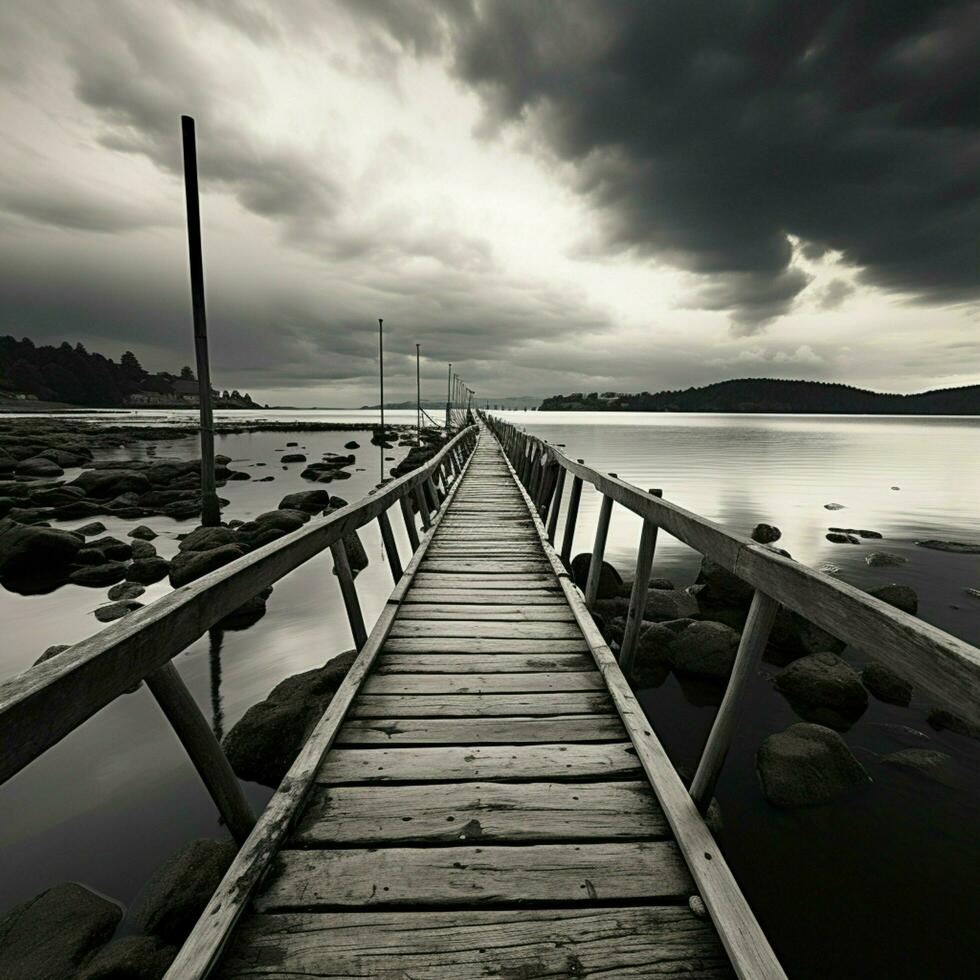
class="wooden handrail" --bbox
[0,425,478,786]
[485,415,980,723]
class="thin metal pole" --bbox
[378,318,385,482]
[416,343,421,445]
[446,363,452,430]
[180,115,220,527]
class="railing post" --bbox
[546,466,566,544]
[414,483,432,530]
[690,589,780,812]
[145,661,255,844]
[376,509,402,583]
[618,490,663,673]
[528,451,543,503]
[425,475,441,511]
[399,492,420,551]
[584,489,614,608]
[538,460,557,518]
[561,462,584,565]
[330,538,368,650]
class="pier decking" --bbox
[170,427,781,978]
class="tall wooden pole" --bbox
[415,343,421,445]
[446,363,452,430]
[180,115,220,527]
[378,318,384,482]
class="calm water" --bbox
[1,410,978,978]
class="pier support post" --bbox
[330,539,368,650]
[399,493,420,551]
[618,490,663,674]
[546,466,566,544]
[377,510,402,583]
[145,661,254,844]
[560,465,584,565]
[584,491,614,608]
[690,589,780,812]
[414,484,432,530]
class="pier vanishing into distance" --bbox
[2,418,978,978]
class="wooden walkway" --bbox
[211,433,737,978]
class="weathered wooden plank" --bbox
[255,841,692,910]
[403,588,568,605]
[350,692,614,717]
[387,620,582,639]
[420,560,554,574]
[411,574,561,590]
[375,653,593,672]
[293,780,668,844]
[218,907,732,979]
[362,671,604,694]
[383,637,589,654]
[395,604,575,621]
[318,742,643,783]
[335,715,627,745]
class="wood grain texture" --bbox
[218,906,733,979]
[403,588,568,605]
[293,780,669,844]
[382,637,589,653]
[374,652,594,672]
[361,671,604,694]
[254,841,692,909]
[349,692,614,717]
[317,742,643,783]
[335,715,627,745]
[395,604,575,621]
[387,620,582,639]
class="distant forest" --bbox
[539,379,979,415]
[0,336,256,408]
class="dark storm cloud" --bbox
[0,185,171,234]
[377,0,979,331]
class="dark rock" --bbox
[108,580,145,601]
[218,587,273,630]
[223,650,357,786]
[0,520,82,583]
[751,523,781,544]
[129,525,158,540]
[286,441,298,446]
[570,553,623,600]
[77,521,107,536]
[0,882,122,980]
[866,552,907,567]
[881,749,959,787]
[253,510,307,532]
[826,532,859,544]
[828,526,883,539]
[344,441,359,449]
[774,652,868,725]
[126,557,170,584]
[824,502,846,510]
[227,470,251,480]
[53,499,104,520]
[71,469,152,498]
[627,622,675,684]
[647,576,675,590]
[39,448,91,468]
[69,562,128,587]
[767,608,845,665]
[278,489,332,513]
[17,456,64,477]
[177,526,238,553]
[330,497,349,509]
[131,838,237,944]
[94,599,143,622]
[84,536,133,561]
[6,505,55,524]
[694,556,754,610]
[34,643,71,666]
[914,539,980,554]
[756,723,871,807]
[130,539,157,559]
[77,935,177,980]
[927,709,980,740]
[169,544,247,587]
[667,620,741,681]
[30,485,86,507]
[868,584,918,615]
[862,661,913,706]
[159,499,201,520]
[280,453,307,462]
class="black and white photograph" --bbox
[0,2,977,977]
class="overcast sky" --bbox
[0,0,976,406]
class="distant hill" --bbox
[0,335,257,409]
[539,379,980,415]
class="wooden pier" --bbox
[3,418,978,979]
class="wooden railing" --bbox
[485,414,980,810]
[0,425,478,842]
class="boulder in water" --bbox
[570,553,623,600]
[756,723,871,807]
[126,557,170,584]
[862,661,912,705]
[0,882,122,980]
[169,544,247,588]
[865,552,907,567]
[68,561,128,587]
[868,583,918,615]
[129,525,158,540]
[223,650,357,786]
[177,525,238,553]
[666,620,741,681]
[751,523,781,544]
[0,519,82,586]
[774,652,867,727]
[131,838,237,944]
[278,489,332,513]
[77,935,177,980]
